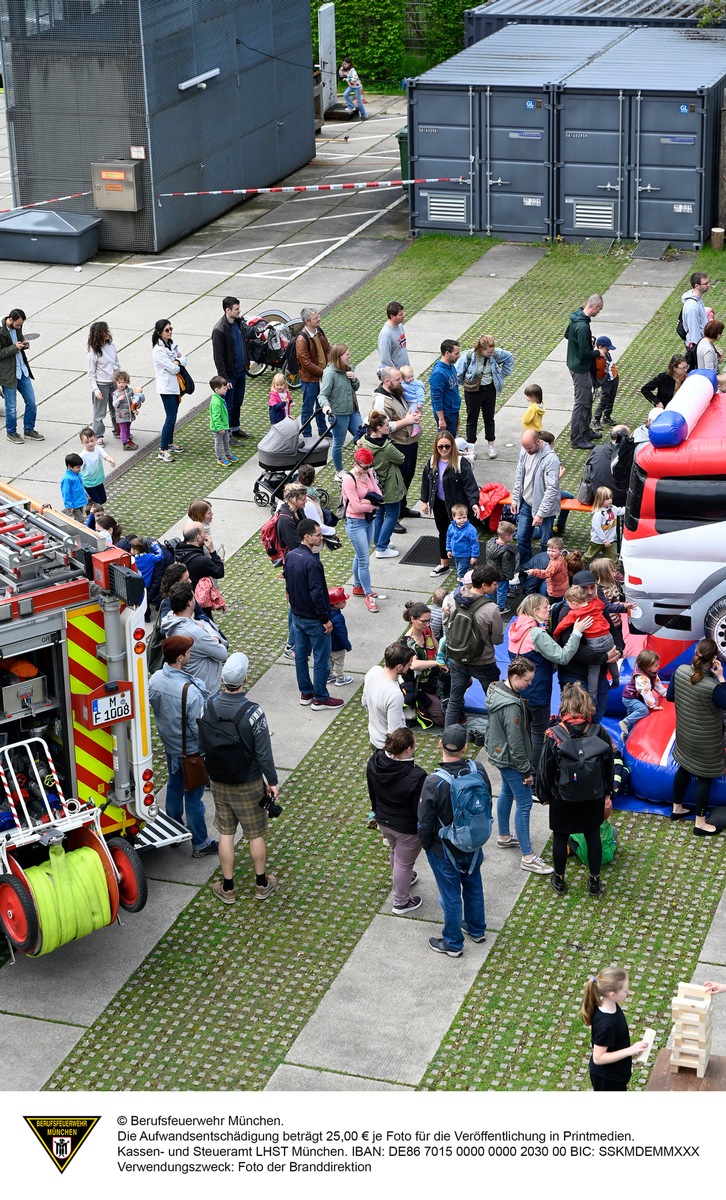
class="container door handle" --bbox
[596,182,619,191]
[488,176,510,187]
[637,183,660,193]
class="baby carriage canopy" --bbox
[257,417,307,469]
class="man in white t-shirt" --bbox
[361,643,415,749]
[377,301,409,371]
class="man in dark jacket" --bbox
[0,308,45,444]
[175,524,225,590]
[565,295,605,450]
[553,570,619,722]
[211,296,250,441]
[283,518,343,711]
[578,425,630,505]
[204,653,280,905]
[418,725,490,956]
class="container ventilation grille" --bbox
[573,200,614,230]
[427,192,468,223]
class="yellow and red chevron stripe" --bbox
[66,604,116,809]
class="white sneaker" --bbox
[521,855,553,875]
[158,450,173,464]
[488,444,497,459]
[334,470,344,483]
[375,548,399,558]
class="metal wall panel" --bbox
[464,0,710,46]
[480,87,552,237]
[408,88,473,233]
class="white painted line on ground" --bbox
[254,209,380,230]
[283,195,405,283]
[323,168,388,178]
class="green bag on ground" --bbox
[568,821,617,867]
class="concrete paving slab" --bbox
[464,245,545,278]
[168,295,263,335]
[246,665,362,771]
[699,890,726,965]
[29,327,92,370]
[617,257,694,287]
[32,367,85,403]
[268,267,369,305]
[322,239,403,273]
[33,285,140,329]
[425,276,510,314]
[283,914,496,1085]
[405,309,482,354]
[0,1013,87,1092]
[0,877,194,1026]
[691,964,726,1055]
[0,261,52,281]
[266,1064,412,1091]
[30,261,121,285]
[598,284,673,324]
[9,279,94,319]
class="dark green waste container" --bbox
[396,127,409,206]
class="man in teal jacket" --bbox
[565,295,605,451]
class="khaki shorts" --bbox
[211,777,268,839]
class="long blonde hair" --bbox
[430,430,461,472]
[582,967,628,1025]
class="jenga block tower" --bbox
[670,983,713,1080]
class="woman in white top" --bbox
[87,321,121,443]
[152,318,187,463]
[696,319,723,372]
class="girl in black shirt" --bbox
[640,354,688,408]
[582,968,648,1091]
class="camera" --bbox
[259,793,283,819]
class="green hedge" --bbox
[309,0,468,89]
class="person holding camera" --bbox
[201,653,281,904]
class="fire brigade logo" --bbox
[24,1116,100,1173]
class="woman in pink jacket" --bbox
[341,446,383,612]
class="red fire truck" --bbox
[0,484,190,959]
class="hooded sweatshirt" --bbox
[565,307,599,374]
[484,680,533,774]
[507,614,583,707]
[366,750,427,835]
[445,583,503,665]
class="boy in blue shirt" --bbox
[446,502,480,583]
[60,452,87,521]
[429,340,461,436]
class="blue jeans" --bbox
[3,374,37,436]
[455,555,472,580]
[160,393,179,451]
[497,766,533,856]
[623,696,649,731]
[292,614,331,701]
[517,501,555,571]
[331,410,364,471]
[301,381,327,437]
[346,516,373,594]
[344,84,366,118]
[374,501,400,553]
[555,490,574,536]
[164,754,211,851]
[427,847,485,953]
[561,670,610,723]
[225,374,246,432]
[437,411,460,438]
[496,579,510,609]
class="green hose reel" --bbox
[25,842,112,956]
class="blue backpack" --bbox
[435,760,493,871]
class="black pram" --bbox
[253,414,333,510]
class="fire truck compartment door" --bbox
[0,608,65,657]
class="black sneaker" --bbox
[393,522,407,535]
[550,873,567,895]
[571,441,595,450]
[428,936,463,958]
[601,416,616,426]
[232,429,251,440]
[461,923,486,943]
[392,895,422,915]
[192,839,219,859]
[587,874,605,897]
[586,428,603,440]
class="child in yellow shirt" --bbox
[522,382,545,431]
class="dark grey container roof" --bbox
[467,0,705,20]
[563,27,726,89]
[414,24,632,87]
[0,209,101,235]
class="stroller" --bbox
[253,412,334,511]
[246,308,302,390]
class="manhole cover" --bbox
[399,535,444,567]
[633,240,670,261]
[578,237,614,255]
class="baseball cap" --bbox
[572,570,596,587]
[596,336,616,349]
[441,725,467,752]
[162,635,193,663]
[221,652,249,688]
[328,587,349,605]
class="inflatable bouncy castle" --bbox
[617,369,726,808]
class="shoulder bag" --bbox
[181,681,209,791]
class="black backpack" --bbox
[445,594,490,662]
[286,326,326,376]
[549,722,611,802]
[197,699,254,783]
[146,611,165,675]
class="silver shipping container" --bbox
[408,24,726,248]
[465,0,714,47]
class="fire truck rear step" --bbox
[134,811,191,851]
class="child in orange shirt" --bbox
[526,536,569,599]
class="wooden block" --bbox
[678,983,709,1000]
[634,1027,656,1065]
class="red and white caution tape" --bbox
[0,190,92,215]
[156,176,467,203]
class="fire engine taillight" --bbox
[143,794,154,806]
[143,781,154,794]
[133,627,145,640]
[142,768,153,781]
[133,642,145,655]
[628,576,643,586]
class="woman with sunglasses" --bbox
[152,318,188,464]
[420,431,480,577]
